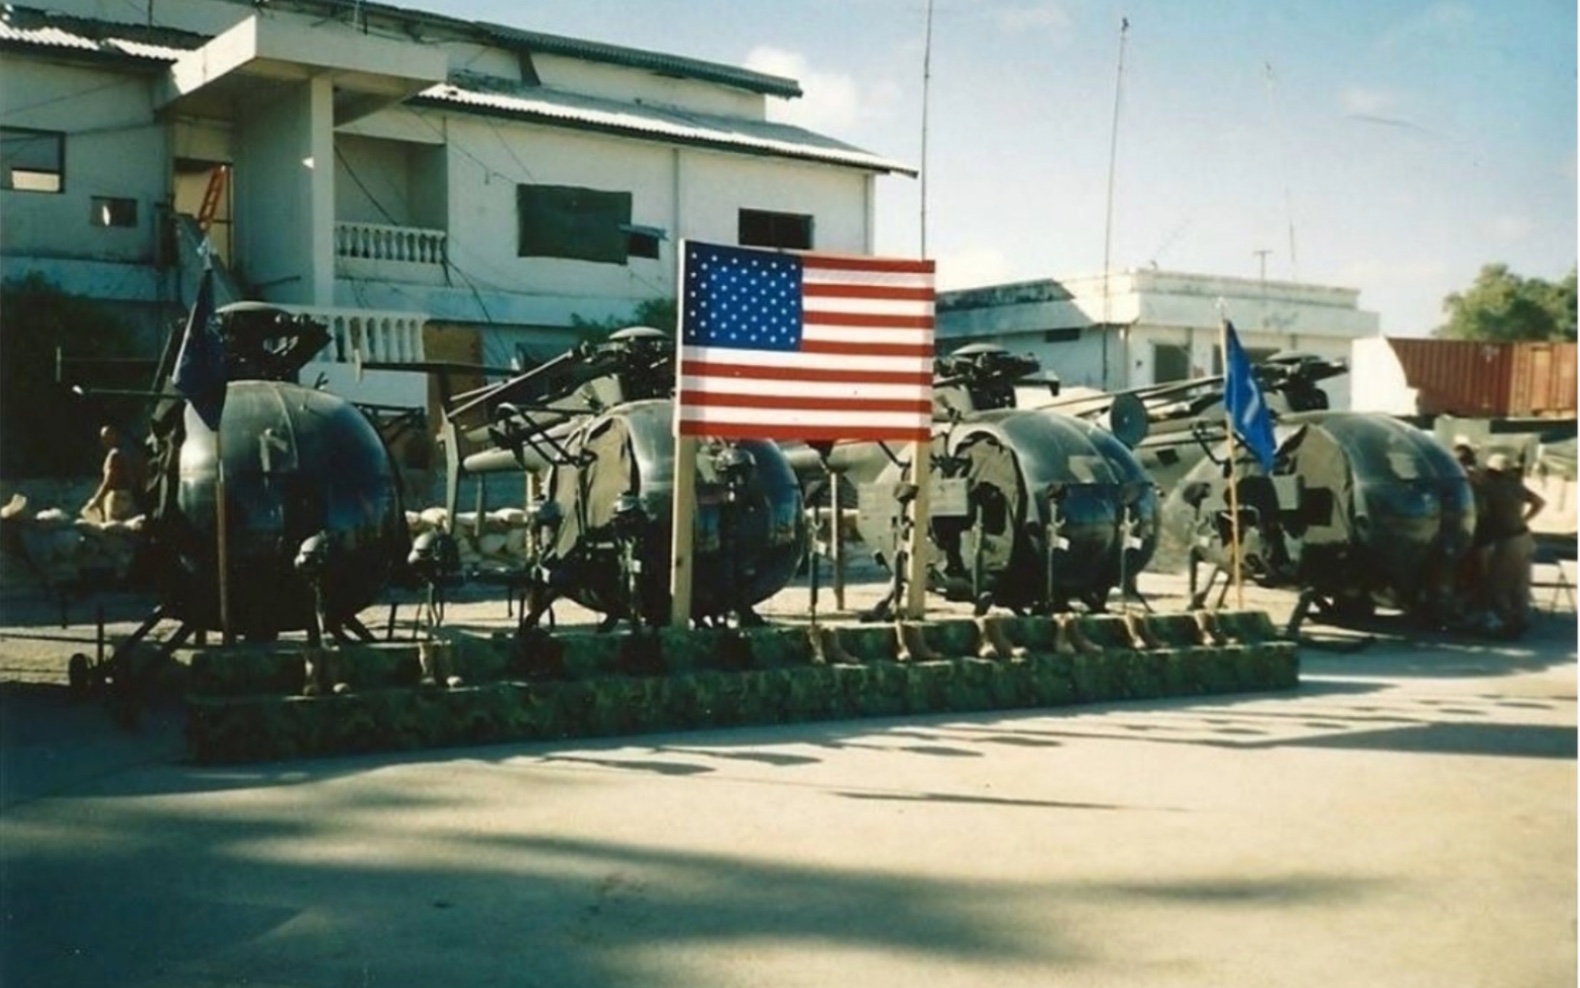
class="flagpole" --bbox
[669,240,697,628]
[903,0,937,623]
[216,422,233,645]
[903,444,932,620]
[1220,319,1245,611]
[668,435,698,627]
[190,247,234,646]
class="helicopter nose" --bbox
[713,445,757,486]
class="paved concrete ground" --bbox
[0,567,1574,988]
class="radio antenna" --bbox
[919,0,936,258]
[1100,14,1131,387]
[1264,60,1300,281]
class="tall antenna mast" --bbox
[1264,60,1300,281]
[1100,15,1130,387]
[919,0,936,258]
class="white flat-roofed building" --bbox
[1,0,914,411]
[938,268,1380,410]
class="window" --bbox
[1153,342,1192,383]
[517,184,632,264]
[1211,346,1280,375]
[2,127,64,193]
[739,208,812,250]
[92,197,138,228]
[623,224,664,260]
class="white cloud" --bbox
[1489,213,1533,242]
[936,247,1011,290]
[993,1,1073,37]
[1341,86,1398,116]
[746,47,865,134]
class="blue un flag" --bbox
[1223,320,1277,471]
[172,264,229,431]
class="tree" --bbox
[1437,264,1578,342]
[0,274,147,477]
[568,297,677,340]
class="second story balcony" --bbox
[279,302,431,410]
[335,221,449,286]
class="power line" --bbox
[1099,14,1130,388]
[1263,60,1300,282]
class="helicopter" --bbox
[1030,350,1350,497]
[436,326,807,631]
[796,343,1162,617]
[47,285,411,694]
[1161,410,1475,631]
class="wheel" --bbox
[67,653,92,695]
[1324,592,1376,622]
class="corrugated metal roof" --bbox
[0,7,198,62]
[0,19,98,53]
[417,80,916,176]
[478,24,803,99]
[1,3,910,174]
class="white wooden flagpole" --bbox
[668,435,698,627]
[669,240,697,627]
[1220,319,1246,611]
[904,1,937,624]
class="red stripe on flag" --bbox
[679,391,932,414]
[680,421,932,442]
[803,283,936,302]
[802,311,935,329]
[681,360,933,386]
[800,254,936,275]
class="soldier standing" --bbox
[1480,452,1545,638]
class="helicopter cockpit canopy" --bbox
[934,343,1045,417]
[1164,412,1473,617]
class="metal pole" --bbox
[1100,15,1131,390]
[830,471,846,610]
[919,0,936,257]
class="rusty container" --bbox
[1387,338,1578,418]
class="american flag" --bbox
[676,240,936,442]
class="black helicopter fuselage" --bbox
[1163,411,1474,618]
[162,379,407,637]
[533,397,806,624]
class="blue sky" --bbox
[427,0,1576,336]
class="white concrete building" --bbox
[1,0,914,412]
[938,268,1380,410]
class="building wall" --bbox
[4,1,884,342]
[677,149,871,250]
[234,79,324,305]
[0,56,168,267]
[332,109,875,328]
[939,269,1376,407]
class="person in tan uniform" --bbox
[1480,452,1545,638]
[1453,437,1490,611]
[82,424,148,523]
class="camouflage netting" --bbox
[0,498,142,592]
[185,610,1299,764]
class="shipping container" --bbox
[1386,338,1578,418]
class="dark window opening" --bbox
[623,224,663,260]
[517,184,633,264]
[1211,345,1280,376]
[2,127,64,193]
[92,196,138,228]
[1043,327,1082,344]
[739,208,812,250]
[1153,342,1192,384]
